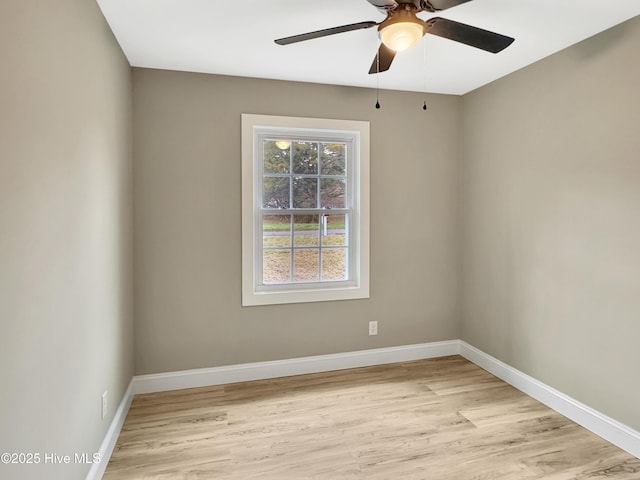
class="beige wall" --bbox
[132,69,462,374]
[461,17,640,431]
[0,1,133,479]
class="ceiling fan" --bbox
[274,0,515,74]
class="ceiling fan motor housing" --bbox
[379,3,421,28]
[394,0,424,9]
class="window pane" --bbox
[320,143,346,175]
[263,215,291,248]
[322,248,347,281]
[292,142,318,174]
[263,177,289,208]
[293,177,317,208]
[294,249,319,282]
[263,140,290,174]
[320,178,346,208]
[321,214,346,246]
[263,250,291,284]
[294,215,319,247]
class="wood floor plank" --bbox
[103,355,639,479]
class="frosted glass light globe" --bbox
[380,21,424,51]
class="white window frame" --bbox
[241,114,370,306]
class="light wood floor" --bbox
[104,355,639,479]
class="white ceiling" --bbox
[96,0,639,95]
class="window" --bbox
[242,114,369,306]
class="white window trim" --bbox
[241,114,370,306]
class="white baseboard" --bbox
[91,339,639,478]
[85,378,134,480]
[459,341,640,459]
[131,340,461,395]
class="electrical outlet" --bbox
[369,321,378,336]
[101,391,108,420]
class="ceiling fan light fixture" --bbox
[380,22,424,51]
[379,8,425,52]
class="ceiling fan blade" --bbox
[425,17,514,53]
[368,43,397,74]
[422,0,472,11]
[366,0,398,13]
[275,21,378,45]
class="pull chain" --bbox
[422,40,428,111]
[375,47,381,109]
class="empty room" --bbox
[1,0,639,479]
